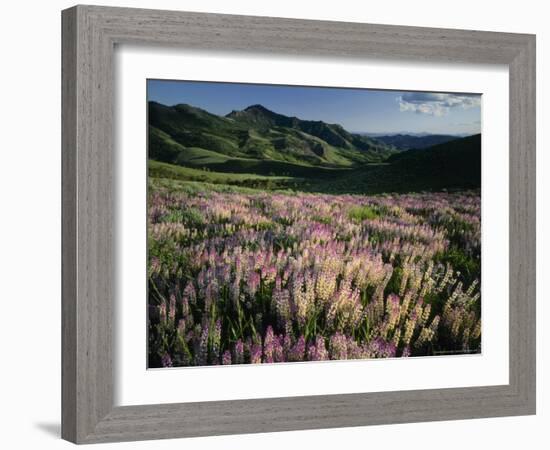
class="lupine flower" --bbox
[329,332,348,360]
[177,319,186,337]
[263,326,276,363]
[288,336,306,362]
[195,324,209,366]
[222,350,232,365]
[308,336,329,361]
[250,344,262,364]
[211,319,222,363]
[168,294,177,323]
[234,339,245,364]
[183,282,197,305]
[161,353,173,368]
[158,301,167,324]
[247,271,261,296]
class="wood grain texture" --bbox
[61,7,77,443]
[61,5,536,444]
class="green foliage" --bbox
[160,207,205,227]
[435,247,481,286]
[348,205,381,222]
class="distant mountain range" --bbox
[148,101,481,193]
[370,134,462,150]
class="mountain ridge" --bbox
[148,101,397,171]
[372,133,466,150]
[148,101,481,194]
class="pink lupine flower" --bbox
[288,336,306,362]
[329,332,348,360]
[195,324,209,366]
[250,344,262,364]
[177,319,186,337]
[282,334,292,358]
[161,353,173,368]
[247,271,261,297]
[308,336,329,361]
[168,293,177,323]
[273,334,285,362]
[273,277,291,333]
[263,326,276,363]
[158,301,167,323]
[183,282,197,305]
[222,350,232,365]
[211,319,222,362]
[234,339,244,364]
[230,278,241,307]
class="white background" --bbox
[0,0,546,449]
[115,47,509,405]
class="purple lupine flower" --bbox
[161,353,173,368]
[158,301,167,323]
[247,271,261,297]
[222,350,232,365]
[263,326,276,363]
[282,334,292,359]
[250,343,262,364]
[288,335,306,362]
[184,280,199,302]
[329,332,348,360]
[346,337,363,359]
[273,277,291,334]
[177,319,186,337]
[308,336,329,361]
[234,339,244,364]
[149,256,160,275]
[211,319,222,363]
[230,278,241,307]
[220,263,231,284]
[368,337,397,358]
[180,294,190,319]
[195,324,209,366]
[168,293,176,323]
[204,281,218,312]
[273,334,285,362]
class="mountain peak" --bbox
[244,104,273,113]
[226,104,292,128]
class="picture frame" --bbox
[61,4,536,444]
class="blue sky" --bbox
[148,79,481,135]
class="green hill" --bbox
[310,134,481,194]
[373,133,461,150]
[148,101,481,195]
[148,101,397,175]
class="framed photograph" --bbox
[62,5,536,444]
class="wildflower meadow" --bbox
[148,188,481,367]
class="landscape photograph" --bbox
[147,80,482,368]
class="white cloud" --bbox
[397,93,481,116]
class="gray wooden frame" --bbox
[62,4,536,444]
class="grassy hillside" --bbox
[148,101,481,195]
[149,160,302,191]
[148,101,397,172]
[311,134,481,194]
[373,133,460,150]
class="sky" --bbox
[147,79,481,135]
